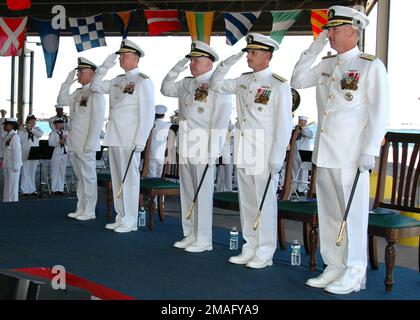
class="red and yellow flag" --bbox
[185,11,214,44]
[311,9,328,39]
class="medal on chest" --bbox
[340,70,360,91]
[254,86,271,106]
[79,96,88,107]
[123,81,136,95]
[194,83,209,103]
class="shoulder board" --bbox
[272,73,287,82]
[322,54,337,59]
[117,74,125,78]
[241,71,253,75]
[360,53,377,61]
[139,72,149,79]
[184,76,193,79]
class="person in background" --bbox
[2,118,22,202]
[48,118,68,195]
[0,109,7,166]
[18,114,43,196]
[291,5,389,294]
[49,105,70,131]
[147,105,172,178]
[215,120,235,192]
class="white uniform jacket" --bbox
[48,129,68,156]
[210,66,292,172]
[149,119,172,162]
[291,46,389,168]
[18,126,43,161]
[57,83,105,153]
[90,67,155,150]
[161,69,232,162]
[3,131,22,170]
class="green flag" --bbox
[270,10,302,44]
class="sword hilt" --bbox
[186,201,195,220]
[252,210,261,230]
[116,184,123,198]
[336,221,347,246]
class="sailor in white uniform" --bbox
[2,118,22,202]
[0,109,7,162]
[57,57,106,221]
[49,105,70,131]
[209,33,292,268]
[18,114,43,196]
[147,105,172,178]
[161,41,232,252]
[48,118,68,195]
[90,39,155,233]
[291,5,389,294]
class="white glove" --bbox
[84,146,94,153]
[358,154,375,173]
[208,157,218,166]
[221,52,244,68]
[171,57,189,73]
[100,53,118,70]
[270,165,282,176]
[134,145,143,153]
[65,70,77,85]
[307,30,329,55]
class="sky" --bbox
[0,1,418,129]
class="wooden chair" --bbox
[140,134,180,230]
[368,131,420,292]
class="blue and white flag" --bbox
[224,12,261,46]
[68,14,106,52]
[36,19,60,78]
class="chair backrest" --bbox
[279,129,299,200]
[373,131,420,213]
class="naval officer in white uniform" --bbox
[161,41,232,252]
[210,33,292,268]
[48,118,68,195]
[58,57,106,221]
[291,5,389,294]
[90,39,155,233]
[2,118,22,202]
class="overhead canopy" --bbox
[0,0,369,36]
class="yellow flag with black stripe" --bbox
[185,11,214,44]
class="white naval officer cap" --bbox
[185,41,219,62]
[298,116,308,121]
[75,57,97,71]
[323,5,369,30]
[115,39,144,57]
[242,33,280,53]
[155,104,168,115]
[55,104,64,109]
[3,117,18,125]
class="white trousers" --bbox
[237,168,279,261]
[69,151,97,214]
[3,168,20,202]
[292,154,310,193]
[20,160,39,194]
[180,162,215,245]
[316,167,369,271]
[50,154,68,192]
[109,147,140,227]
[216,164,233,192]
[147,159,164,178]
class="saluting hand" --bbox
[172,57,189,73]
[221,52,244,67]
[307,30,329,55]
[101,53,118,70]
[65,70,77,85]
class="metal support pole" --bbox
[10,56,15,117]
[376,0,390,69]
[28,50,34,115]
[17,43,26,126]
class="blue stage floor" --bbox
[0,198,418,300]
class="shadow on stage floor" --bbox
[0,198,418,300]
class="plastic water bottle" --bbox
[291,240,301,266]
[138,207,146,227]
[229,226,239,250]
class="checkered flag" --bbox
[69,14,107,52]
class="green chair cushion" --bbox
[369,213,420,229]
[140,178,180,190]
[213,192,239,204]
[278,199,318,215]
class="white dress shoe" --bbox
[67,212,82,219]
[324,268,366,295]
[173,236,195,249]
[246,257,273,269]
[75,213,96,221]
[228,253,254,265]
[306,266,345,288]
[105,222,121,230]
[114,224,138,233]
[184,243,213,253]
